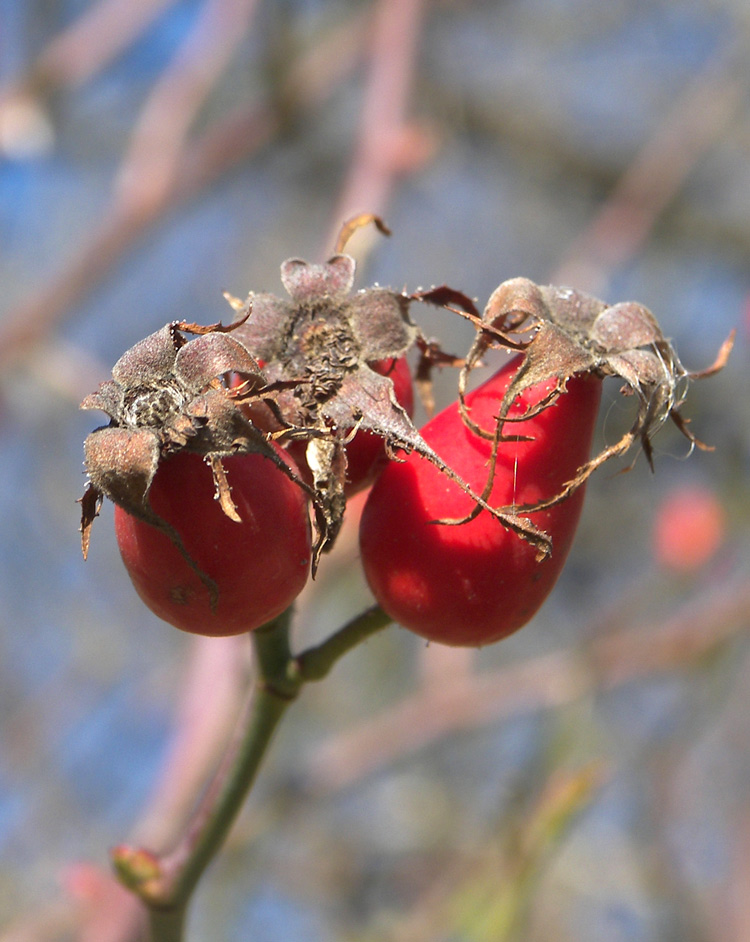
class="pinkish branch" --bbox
[325,0,432,254]
[0,10,369,375]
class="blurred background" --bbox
[1,0,749,939]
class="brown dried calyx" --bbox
[222,215,553,556]
[80,221,732,584]
[78,317,310,600]
[455,277,734,515]
[80,217,552,576]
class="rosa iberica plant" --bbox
[358,356,603,646]
[78,218,731,939]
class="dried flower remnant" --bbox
[456,277,734,517]
[81,220,728,590]
[79,317,304,602]
[228,215,550,555]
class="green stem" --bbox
[116,604,393,940]
[158,610,297,907]
[148,907,187,942]
[293,604,392,682]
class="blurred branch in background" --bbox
[552,36,750,294]
[303,563,749,794]
[716,813,750,942]
[324,0,434,252]
[388,763,606,942]
[130,637,254,854]
[2,0,180,98]
[114,0,262,216]
[0,2,369,380]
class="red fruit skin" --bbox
[359,356,602,646]
[114,449,311,636]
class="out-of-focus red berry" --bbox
[652,484,725,572]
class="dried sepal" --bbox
[79,484,102,561]
[79,318,307,593]
[174,333,262,391]
[685,331,734,381]
[208,455,241,523]
[80,380,124,419]
[347,289,417,359]
[281,255,355,301]
[175,310,250,334]
[84,426,160,512]
[414,336,465,417]
[458,277,734,519]
[227,218,541,556]
[305,438,348,548]
[112,323,184,389]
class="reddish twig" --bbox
[325,0,433,254]
[0,11,369,375]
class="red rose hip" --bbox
[358,355,602,646]
[114,449,311,636]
